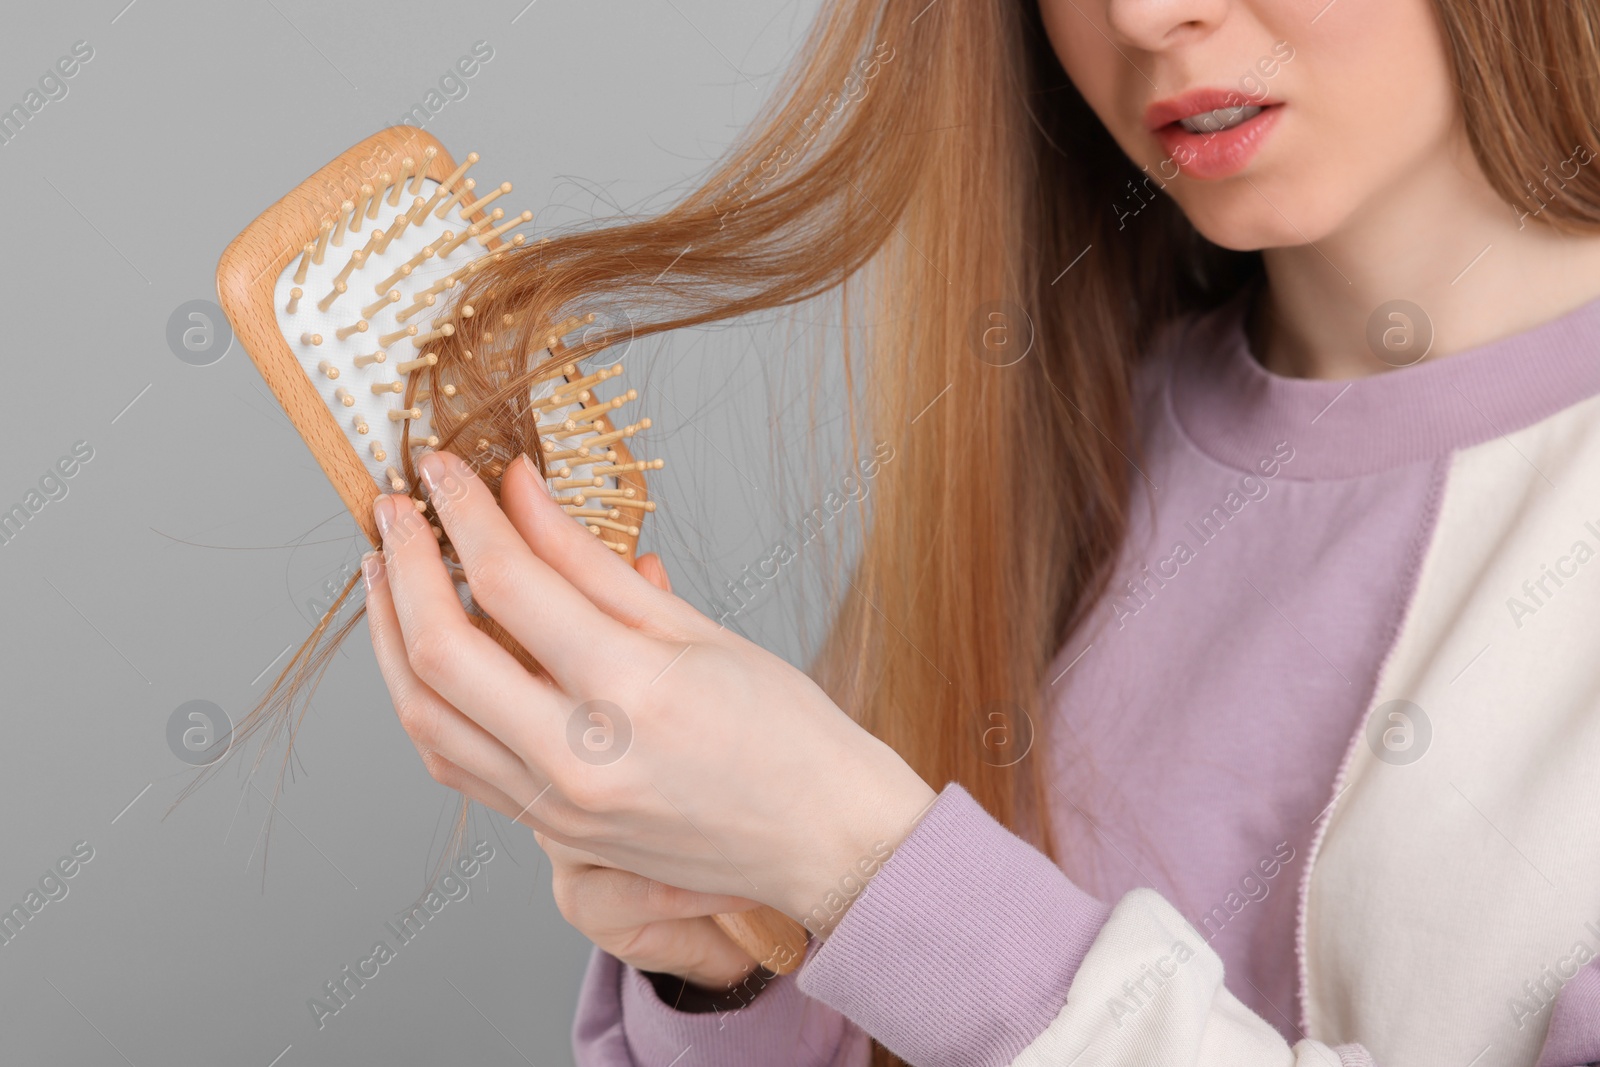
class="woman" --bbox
[358,0,1600,1063]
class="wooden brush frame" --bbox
[215,125,649,556]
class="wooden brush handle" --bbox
[712,908,809,975]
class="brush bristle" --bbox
[271,147,658,553]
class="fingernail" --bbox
[417,451,445,496]
[374,493,396,539]
[522,452,546,490]
[361,550,385,590]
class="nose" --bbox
[1104,0,1229,51]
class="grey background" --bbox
[0,1,851,1063]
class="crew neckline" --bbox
[1165,284,1600,480]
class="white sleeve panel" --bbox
[1012,889,1353,1067]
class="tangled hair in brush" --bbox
[193,0,1600,1060]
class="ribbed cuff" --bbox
[572,942,855,1066]
[797,782,1111,1067]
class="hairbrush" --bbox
[215,126,808,975]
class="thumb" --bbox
[634,552,672,594]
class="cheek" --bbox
[1038,1,1128,131]
[1307,0,1459,178]
[1169,0,1459,248]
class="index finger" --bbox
[416,448,635,693]
[375,491,565,756]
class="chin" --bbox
[1169,175,1351,252]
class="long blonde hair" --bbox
[219,1,1600,1062]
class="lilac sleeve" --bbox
[789,784,1599,1067]
[572,783,1110,1066]
[571,936,869,1065]
[795,783,1112,1066]
[1536,960,1600,1066]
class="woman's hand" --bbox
[362,448,936,927]
[376,547,765,990]
[538,830,765,992]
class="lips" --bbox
[1145,88,1283,181]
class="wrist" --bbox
[783,767,939,938]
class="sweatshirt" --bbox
[572,285,1600,1067]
